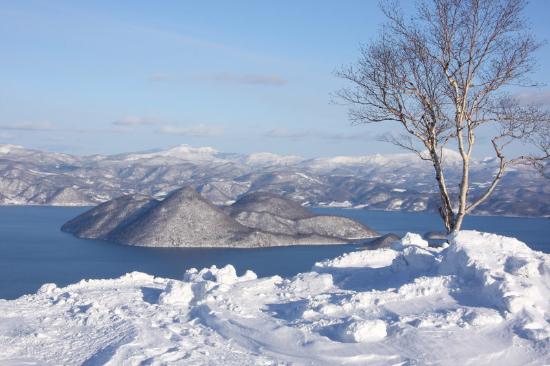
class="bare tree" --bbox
[336,0,550,233]
[525,116,550,177]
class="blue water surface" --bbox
[0,206,548,299]
[313,208,550,253]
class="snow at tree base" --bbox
[0,231,548,365]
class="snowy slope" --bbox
[121,145,219,162]
[244,152,305,167]
[0,145,25,154]
[0,231,548,365]
[1,144,548,216]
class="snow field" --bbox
[0,230,548,365]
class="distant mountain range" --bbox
[1,144,548,217]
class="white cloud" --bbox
[205,73,287,86]
[112,116,158,126]
[157,124,223,137]
[0,121,56,131]
[265,128,308,139]
[264,128,371,141]
[514,90,550,105]
[150,72,287,86]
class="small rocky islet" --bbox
[62,187,378,247]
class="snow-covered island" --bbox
[61,187,378,247]
[0,231,548,365]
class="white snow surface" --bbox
[0,144,24,154]
[245,152,304,166]
[123,145,219,161]
[0,231,548,365]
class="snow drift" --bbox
[0,231,548,365]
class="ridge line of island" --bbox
[62,187,385,248]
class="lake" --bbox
[0,206,548,300]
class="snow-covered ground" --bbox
[0,231,548,365]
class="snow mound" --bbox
[442,231,550,340]
[327,318,387,343]
[159,265,257,306]
[399,232,429,247]
[0,231,548,365]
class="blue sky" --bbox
[1,0,549,157]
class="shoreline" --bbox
[1,203,548,219]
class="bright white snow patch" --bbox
[399,232,430,247]
[0,231,548,365]
[392,188,407,192]
[0,144,24,154]
[324,200,353,208]
[124,144,218,161]
[245,152,304,166]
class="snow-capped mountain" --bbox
[243,152,305,167]
[0,144,548,217]
[119,145,219,162]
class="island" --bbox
[61,187,378,247]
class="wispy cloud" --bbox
[131,23,277,64]
[156,124,223,137]
[514,89,550,105]
[0,132,14,139]
[265,128,309,139]
[112,116,158,126]
[149,73,172,82]
[150,72,287,86]
[202,73,287,86]
[0,120,147,135]
[264,128,371,141]
[0,121,56,131]
[71,127,132,134]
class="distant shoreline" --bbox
[1,203,548,220]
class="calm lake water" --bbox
[0,206,548,300]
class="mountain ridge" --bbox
[1,144,548,217]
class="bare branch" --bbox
[379,133,432,161]
[335,0,545,232]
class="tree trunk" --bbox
[429,148,455,233]
[453,133,471,234]
[452,213,465,233]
